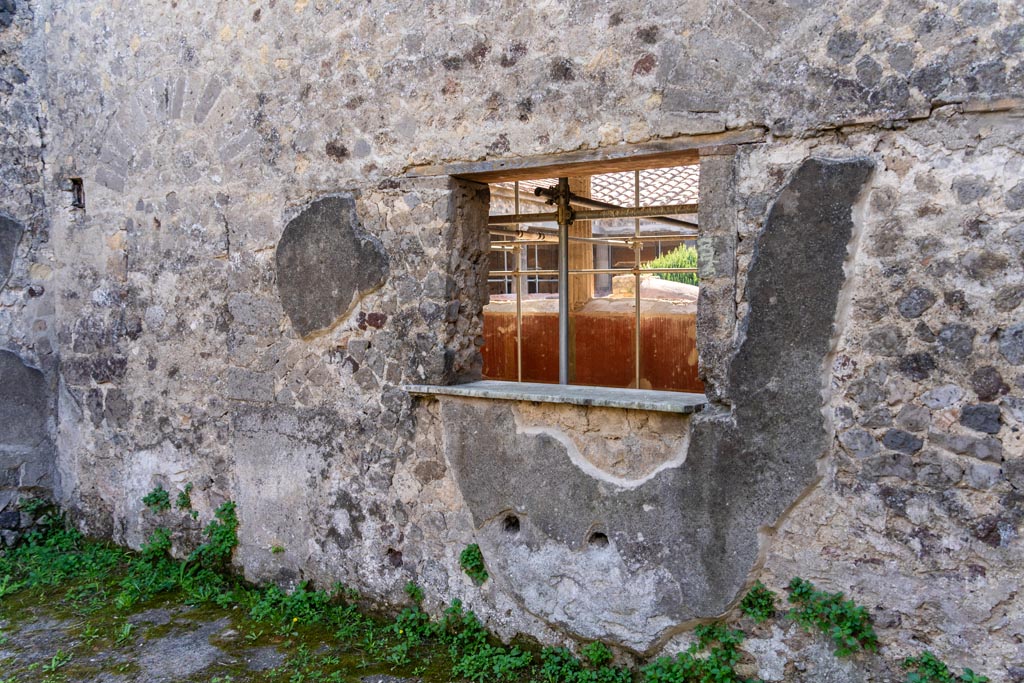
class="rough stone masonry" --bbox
[0,0,1023,680]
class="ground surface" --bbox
[0,589,426,682]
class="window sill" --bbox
[403,380,707,414]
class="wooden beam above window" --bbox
[405,128,762,183]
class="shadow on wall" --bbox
[0,349,55,537]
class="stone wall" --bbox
[0,0,57,529]
[1,0,1022,679]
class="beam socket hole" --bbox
[588,531,609,547]
[503,514,520,534]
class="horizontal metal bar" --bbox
[488,202,698,227]
[574,203,698,221]
[491,231,696,248]
[488,227,559,243]
[489,212,559,225]
[489,267,699,276]
[534,186,698,228]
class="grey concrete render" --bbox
[404,380,708,414]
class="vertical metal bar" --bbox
[514,182,523,383]
[557,177,570,386]
[634,170,641,389]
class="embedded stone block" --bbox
[0,214,23,290]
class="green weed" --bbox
[404,581,424,604]
[175,483,193,510]
[785,577,878,657]
[115,622,135,644]
[142,486,171,513]
[459,543,489,585]
[903,651,990,683]
[642,623,759,683]
[41,650,71,673]
[739,581,777,623]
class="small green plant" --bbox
[0,574,25,598]
[142,486,171,513]
[459,543,488,585]
[581,641,614,667]
[189,501,239,570]
[270,544,285,554]
[903,651,990,683]
[644,243,699,286]
[642,623,758,683]
[115,622,135,644]
[41,650,71,673]
[404,581,424,604]
[740,581,777,623]
[175,483,193,510]
[79,624,100,643]
[786,577,878,657]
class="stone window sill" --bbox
[403,380,707,414]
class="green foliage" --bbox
[432,599,532,682]
[175,483,193,510]
[644,244,699,286]
[903,652,989,683]
[0,497,992,683]
[539,644,631,683]
[459,543,489,585]
[18,497,51,517]
[0,521,126,598]
[582,641,615,667]
[142,486,171,513]
[41,649,71,672]
[642,623,759,683]
[786,577,878,657]
[404,581,424,604]
[739,581,777,623]
[188,501,238,571]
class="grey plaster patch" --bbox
[441,158,873,650]
[276,195,389,337]
[0,214,23,290]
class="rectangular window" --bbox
[482,164,702,393]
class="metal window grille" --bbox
[486,166,699,388]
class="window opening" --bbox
[483,164,700,392]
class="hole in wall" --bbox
[503,514,520,534]
[69,178,85,209]
[588,531,609,547]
